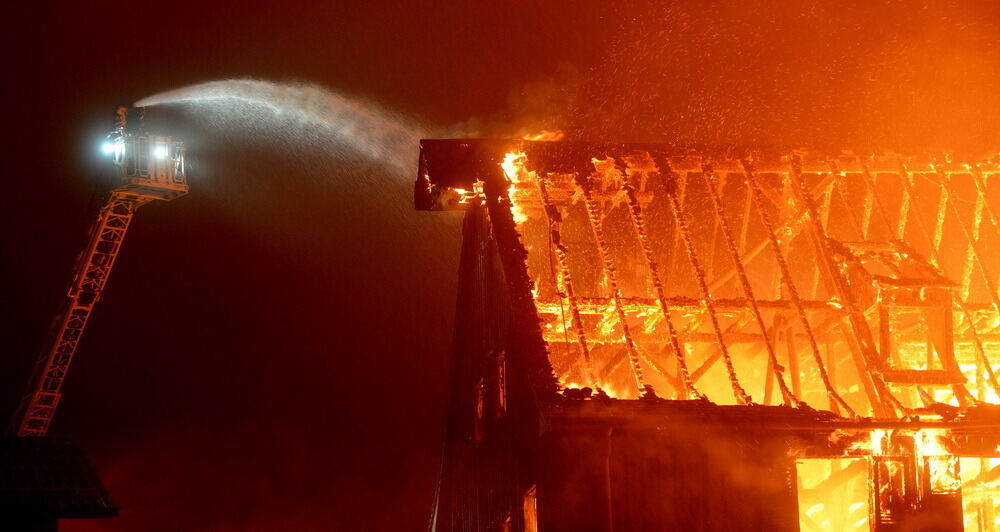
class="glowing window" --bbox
[523,485,538,532]
[961,457,1000,532]
[796,458,870,532]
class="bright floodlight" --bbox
[153,144,169,159]
[101,142,116,155]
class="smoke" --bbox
[136,79,430,176]
[455,64,585,140]
[466,1,1000,150]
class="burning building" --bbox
[417,140,1000,532]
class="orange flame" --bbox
[522,130,564,142]
[500,152,530,224]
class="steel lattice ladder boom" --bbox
[17,127,188,437]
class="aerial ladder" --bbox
[16,107,188,437]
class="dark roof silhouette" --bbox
[0,437,117,518]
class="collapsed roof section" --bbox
[0,437,117,519]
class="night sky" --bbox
[4,1,1000,530]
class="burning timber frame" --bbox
[418,140,1000,532]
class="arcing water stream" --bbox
[136,79,429,176]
